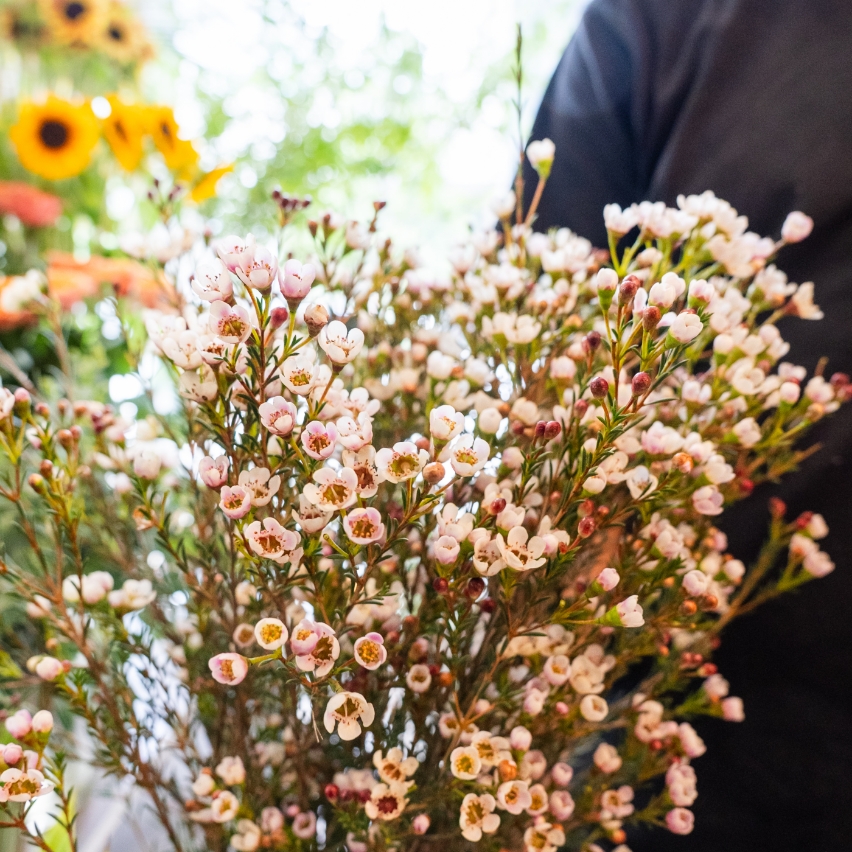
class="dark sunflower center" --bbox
[160,121,172,141]
[108,24,125,42]
[64,2,86,20]
[112,119,128,141]
[39,120,70,149]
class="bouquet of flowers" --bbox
[0,139,842,852]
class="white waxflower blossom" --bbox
[323,692,375,741]
[319,320,365,365]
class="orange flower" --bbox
[0,181,62,227]
[47,252,173,308]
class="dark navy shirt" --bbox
[523,2,852,849]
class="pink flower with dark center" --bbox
[300,421,338,460]
[219,485,252,519]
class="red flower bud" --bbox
[432,577,449,595]
[589,377,609,399]
[631,371,651,395]
[583,330,602,353]
[578,516,596,538]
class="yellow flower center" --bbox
[357,640,381,664]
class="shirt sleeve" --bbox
[522,0,653,246]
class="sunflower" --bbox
[101,96,146,171]
[38,0,107,46]
[146,106,199,177]
[97,1,153,64]
[9,97,100,181]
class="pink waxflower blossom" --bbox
[238,467,281,506]
[292,811,317,839]
[2,744,22,765]
[543,654,571,686]
[430,404,464,442]
[781,211,813,243]
[236,242,278,290]
[210,301,253,344]
[722,696,745,721]
[6,710,32,739]
[300,421,338,460]
[678,722,707,757]
[596,567,620,591]
[209,653,249,685]
[666,807,695,835]
[496,780,532,815]
[447,435,490,477]
[434,534,460,565]
[304,467,358,511]
[244,518,299,563]
[353,632,387,670]
[412,814,430,834]
[192,259,233,301]
[35,657,64,681]
[509,726,532,751]
[292,621,339,677]
[667,311,703,345]
[259,397,298,436]
[459,793,500,841]
[216,234,253,272]
[219,485,252,519]
[549,789,576,820]
[406,664,432,693]
[692,485,724,516]
[279,259,316,304]
[199,455,229,488]
[551,762,573,787]
[593,743,623,773]
[336,412,373,451]
[375,441,428,483]
[319,320,365,365]
[497,527,547,572]
[254,618,288,650]
[343,507,385,545]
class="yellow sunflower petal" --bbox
[190,164,234,203]
[146,106,200,175]
[101,96,146,171]
[9,96,100,181]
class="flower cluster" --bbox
[0,147,844,852]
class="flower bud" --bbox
[304,304,329,337]
[643,306,661,331]
[583,330,602,353]
[631,371,651,395]
[269,306,289,329]
[589,377,609,399]
[526,138,555,179]
[672,452,694,473]
[544,420,561,440]
[781,211,813,243]
[465,577,485,599]
[423,462,445,485]
[432,577,449,595]
[618,274,641,302]
[578,516,597,538]
[31,710,54,733]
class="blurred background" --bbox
[142,0,583,255]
